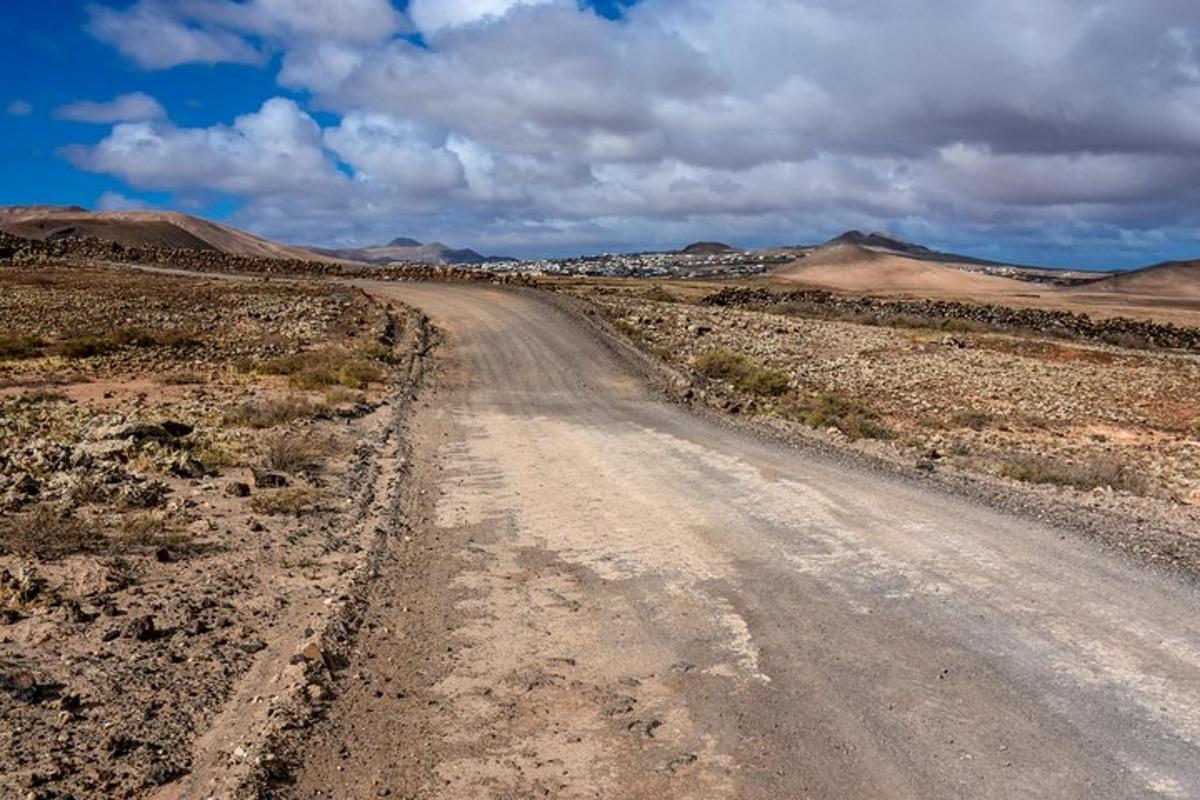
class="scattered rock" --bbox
[248,470,289,489]
[125,615,160,642]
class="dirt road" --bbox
[286,282,1200,799]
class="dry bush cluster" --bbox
[996,454,1149,495]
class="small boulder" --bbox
[247,469,288,489]
[224,481,252,498]
[126,615,159,642]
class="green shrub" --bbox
[694,349,791,397]
[787,393,891,440]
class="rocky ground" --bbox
[568,283,1200,563]
[0,264,428,799]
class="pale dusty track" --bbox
[286,282,1200,799]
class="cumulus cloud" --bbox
[56,92,167,124]
[408,0,556,33]
[6,100,33,116]
[74,0,1200,262]
[64,97,344,195]
[88,0,404,69]
[87,0,265,69]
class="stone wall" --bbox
[702,287,1200,352]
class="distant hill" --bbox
[825,230,934,257]
[0,205,323,260]
[680,241,737,255]
[770,242,1032,294]
[1083,259,1200,299]
[317,237,514,266]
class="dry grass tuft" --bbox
[0,506,105,560]
[114,511,191,551]
[223,394,316,429]
[258,346,387,390]
[948,409,993,431]
[250,487,325,516]
[160,371,205,386]
[996,454,1148,495]
[258,430,335,473]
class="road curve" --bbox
[295,282,1200,799]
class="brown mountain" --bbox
[0,206,322,260]
[1083,259,1200,299]
[315,237,513,266]
[770,243,1031,293]
[680,241,737,255]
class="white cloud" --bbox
[65,97,343,196]
[6,100,32,116]
[408,0,555,33]
[324,113,466,192]
[56,92,167,124]
[88,0,404,69]
[75,0,1200,261]
[88,0,264,69]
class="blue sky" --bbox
[2,1,1199,268]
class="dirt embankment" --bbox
[0,265,432,799]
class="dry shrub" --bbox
[0,506,105,560]
[694,349,791,397]
[259,347,387,390]
[0,335,46,360]
[323,386,367,407]
[258,430,335,473]
[114,511,190,551]
[19,389,70,405]
[949,409,993,431]
[192,439,246,469]
[997,454,1148,495]
[250,487,324,516]
[53,327,199,359]
[643,285,678,303]
[160,371,205,386]
[224,394,316,428]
